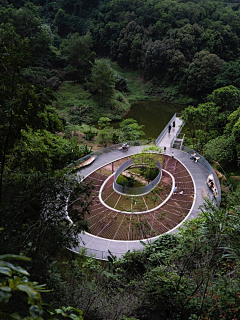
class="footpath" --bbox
[74,138,210,260]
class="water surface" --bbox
[113,101,185,138]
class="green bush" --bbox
[204,134,236,163]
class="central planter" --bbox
[113,158,162,196]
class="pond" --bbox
[112,100,185,138]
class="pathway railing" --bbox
[68,139,152,169]
[70,246,140,261]
[181,145,221,205]
[170,126,183,148]
[113,159,162,195]
[155,113,177,146]
[67,113,221,260]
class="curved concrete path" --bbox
[72,146,212,260]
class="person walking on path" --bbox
[168,125,171,133]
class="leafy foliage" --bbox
[204,134,236,163]
[88,59,116,107]
[61,32,96,83]
[0,254,84,319]
[120,118,145,141]
[2,1,240,319]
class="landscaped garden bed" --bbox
[76,154,195,240]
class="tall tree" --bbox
[0,32,93,290]
[88,59,115,107]
[142,39,167,81]
[61,32,96,82]
[207,85,240,113]
[187,50,224,97]
[181,102,220,151]
[117,21,149,68]
[216,60,240,88]
[0,37,57,207]
[120,118,145,141]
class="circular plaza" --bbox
[82,154,194,241]
[70,145,214,260]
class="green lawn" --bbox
[110,62,154,102]
[54,79,131,125]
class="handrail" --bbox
[155,113,177,146]
[68,139,152,169]
[113,158,162,196]
[69,246,138,261]
[170,125,184,148]
[180,145,221,205]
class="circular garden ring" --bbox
[113,158,162,196]
[77,153,196,241]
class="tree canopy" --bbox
[2,0,240,318]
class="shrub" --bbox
[204,134,236,163]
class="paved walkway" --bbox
[73,145,213,260]
[156,116,183,150]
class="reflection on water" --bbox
[112,101,185,138]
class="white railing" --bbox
[155,113,177,146]
[181,145,221,205]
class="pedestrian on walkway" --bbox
[172,152,174,158]
[173,121,175,128]
[168,125,171,133]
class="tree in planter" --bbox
[117,174,136,188]
[131,146,162,183]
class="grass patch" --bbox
[54,82,93,116]
[116,175,128,185]
[116,174,144,188]
[110,62,155,102]
[54,61,162,132]
[128,168,142,175]
[54,80,132,124]
[105,179,171,212]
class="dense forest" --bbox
[1,0,240,319]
